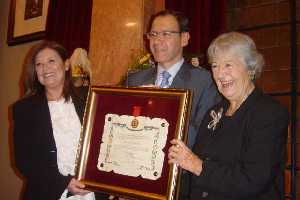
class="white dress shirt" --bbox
[155,58,184,87]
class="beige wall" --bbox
[0,0,40,199]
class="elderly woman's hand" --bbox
[168,139,203,176]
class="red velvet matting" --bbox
[84,92,180,195]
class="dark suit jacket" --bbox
[191,87,289,200]
[13,88,87,200]
[126,62,221,147]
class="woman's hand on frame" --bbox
[168,139,203,176]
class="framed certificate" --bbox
[75,86,192,200]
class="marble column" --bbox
[89,0,164,86]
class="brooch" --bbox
[207,108,223,131]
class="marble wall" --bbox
[89,0,164,86]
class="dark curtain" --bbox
[165,0,226,56]
[45,0,93,54]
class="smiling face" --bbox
[211,51,254,103]
[149,15,189,69]
[34,48,68,92]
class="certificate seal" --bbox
[131,118,139,128]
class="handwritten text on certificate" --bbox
[97,114,169,180]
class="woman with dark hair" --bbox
[168,32,289,200]
[13,41,95,200]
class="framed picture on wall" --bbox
[75,86,192,200]
[7,0,50,46]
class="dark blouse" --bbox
[191,87,289,200]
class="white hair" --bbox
[207,32,265,80]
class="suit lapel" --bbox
[31,93,56,150]
[170,62,190,89]
[71,92,85,124]
[32,93,52,130]
[143,68,157,85]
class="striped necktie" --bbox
[159,71,171,88]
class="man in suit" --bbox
[126,10,221,200]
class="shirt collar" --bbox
[156,58,184,86]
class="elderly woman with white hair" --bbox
[168,32,289,200]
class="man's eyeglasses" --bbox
[146,31,181,40]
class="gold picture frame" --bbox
[7,0,50,46]
[75,86,192,200]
